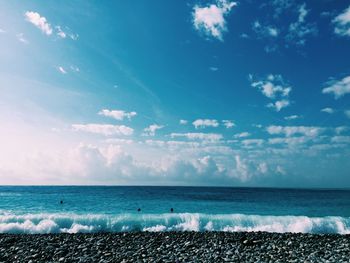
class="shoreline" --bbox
[0,231,349,262]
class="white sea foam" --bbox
[143,225,167,232]
[0,212,349,234]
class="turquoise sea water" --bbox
[0,186,349,234]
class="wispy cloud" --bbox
[25,11,53,35]
[179,119,188,125]
[241,139,264,147]
[70,66,80,72]
[56,26,66,38]
[234,132,250,138]
[72,124,134,136]
[252,21,279,38]
[193,0,237,41]
[284,115,301,120]
[24,11,77,40]
[335,126,349,135]
[268,136,311,146]
[321,107,335,114]
[16,33,28,44]
[170,132,223,141]
[257,162,268,174]
[57,66,67,74]
[286,3,317,46]
[98,109,137,121]
[193,119,219,129]
[266,125,323,137]
[270,0,294,18]
[143,124,164,136]
[322,76,350,99]
[331,136,350,144]
[222,120,235,128]
[333,5,350,37]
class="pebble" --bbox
[0,232,348,262]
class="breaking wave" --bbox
[0,212,349,234]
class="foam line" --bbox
[0,212,349,234]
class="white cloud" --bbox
[268,136,310,146]
[57,66,67,74]
[345,110,350,119]
[72,124,133,136]
[234,132,250,138]
[333,5,350,37]
[235,155,250,181]
[321,107,335,114]
[267,100,290,112]
[284,115,301,120]
[193,0,237,41]
[193,119,219,129]
[266,125,323,137]
[286,4,317,46]
[251,74,291,99]
[56,26,66,38]
[25,11,53,35]
[143,124,164,136]
[98,109,137,121]
[276,165,286,175]
[24,11,77,40]
[179,119,188,125]
[241,139,264,147]
[252,21,279,38]
[222,120,235,128]
[105,138,134,145]
[170,133,223,141]
[251,74,291,111]
[322,76,350,99]
[257,162,268,174]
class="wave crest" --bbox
[0,212,349,234]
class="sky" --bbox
[0,0,350,187]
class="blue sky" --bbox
[0,0,350,187]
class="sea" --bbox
[0,186,349,234]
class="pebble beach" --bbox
[0,231,349,263]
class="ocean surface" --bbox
[0,186,349,234]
